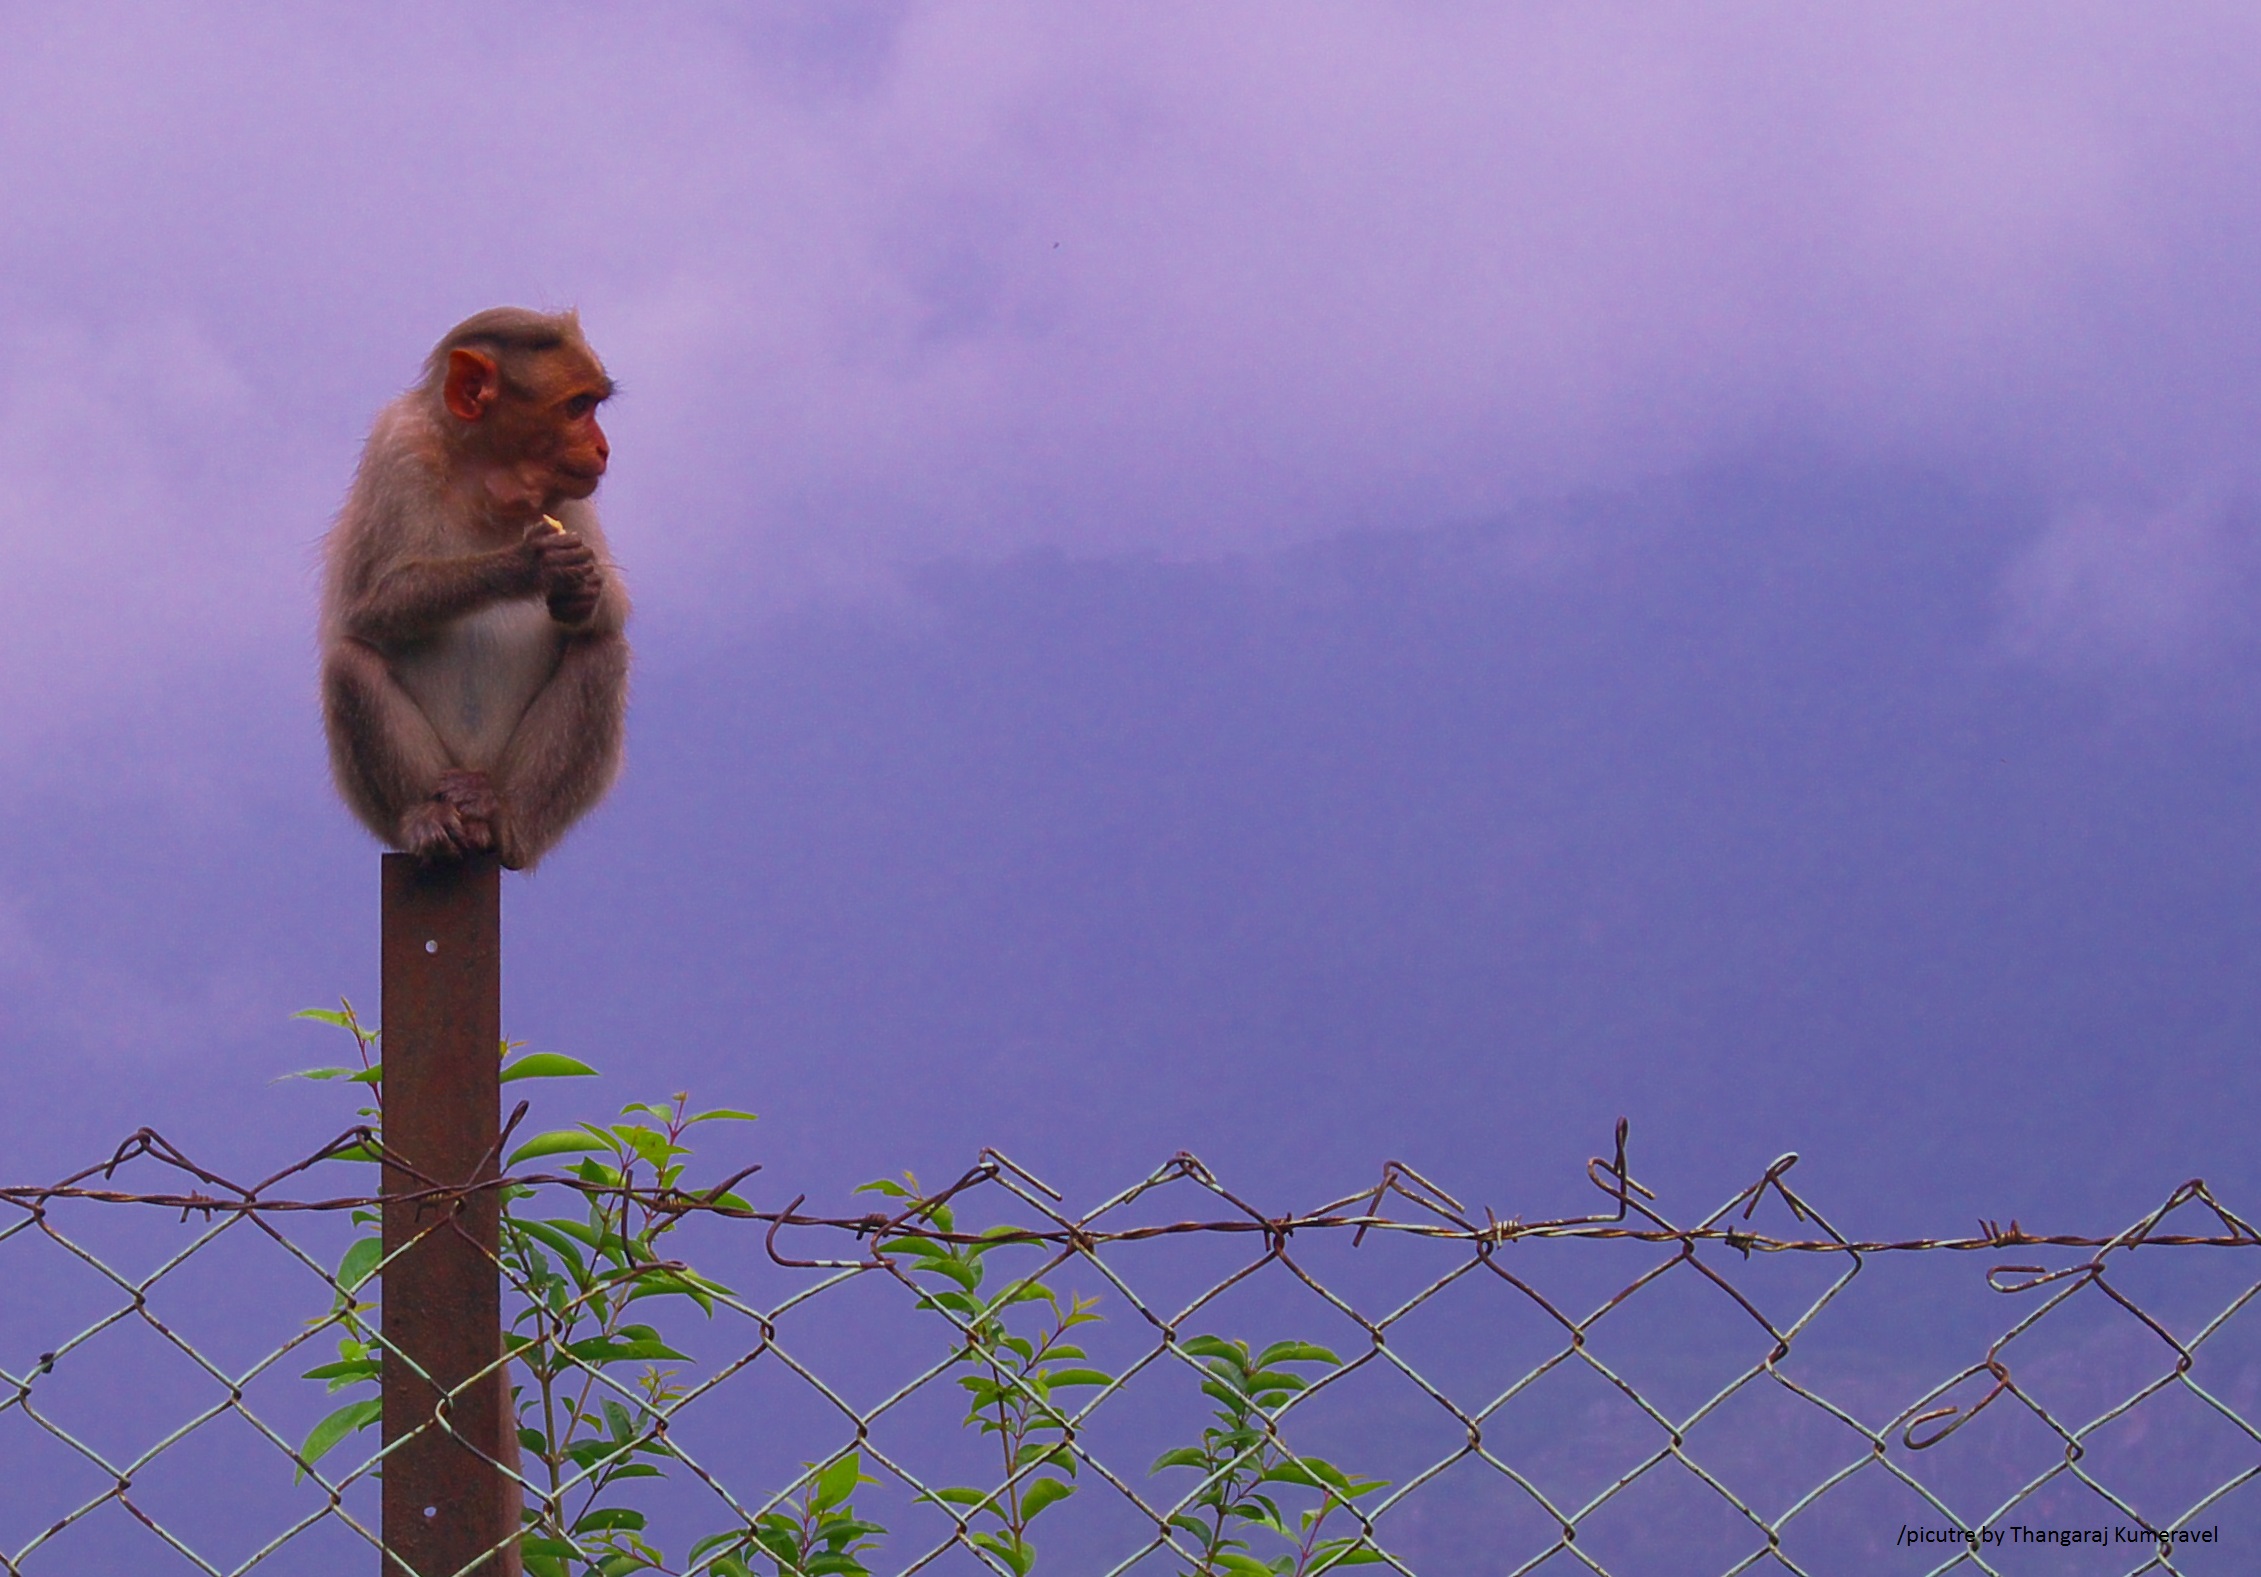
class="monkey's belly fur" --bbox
[391,599,565,771]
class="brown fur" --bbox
[321,308,629,871]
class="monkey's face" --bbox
[514,349,613,502]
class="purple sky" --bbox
[15,8,2261,1568]
[4,4,2261,1221]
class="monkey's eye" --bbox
[564,395,599,419]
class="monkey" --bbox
[321,307,629,871]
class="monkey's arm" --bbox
[344,547,545,646]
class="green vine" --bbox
[290,1005,1386,1574]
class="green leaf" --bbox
[509,1129,613,1164]
[613,1124,679,1170]
[510,1220,591,1278]
[1202,1377,1251,1410]
[969,1532,1033,1576]
[922,1485,989,1506]
[565,1438,635,1470]
[603,1399,636,1443]
[620,1270,722,1312]
[811,1452,863,1512]
[1042,1368,1111,1389]
[919,1257,984,1294]
[300,1357,381,1386]
[1151,1447,1209,1471]
[685,1107,759,1124]
[817,1518,885,1543]
[1182,1335,1248,1363]
[573,1507,648,1533]
[295,1397,381,1478]
[1018,1476,1075,1520]
[543,1215,609,1248]
[565,1335,689,1364]
[1217,1555,1281,1577]
[500,1053,600,1084]
[1254,1341,1341,1369]
[332,1236,383,1294]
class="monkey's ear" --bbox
[443,348,502,422]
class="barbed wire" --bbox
[16,1119,2256,1254]
[3,1123,2256,1576]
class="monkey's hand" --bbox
[520,522,603,624]
[434,770,498,837]
[399,786,496,863]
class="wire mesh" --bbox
[3,1121,2258,1576]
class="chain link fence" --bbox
[3,1120,2258,1576]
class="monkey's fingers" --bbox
[434,769,500,822]
[534,536,596,567]
[401,800,474,862]
[538,556,600,598]
[539,552,599,581]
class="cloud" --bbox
[2001,492,2261,670]
[5,3,2261,703]
[0,312,295,730]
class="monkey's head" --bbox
[425,307,615,516]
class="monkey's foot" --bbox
[432,770,501,852]
[434,769,499,824]
[399,797,493,863]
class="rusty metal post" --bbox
[381,853,509,1575]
